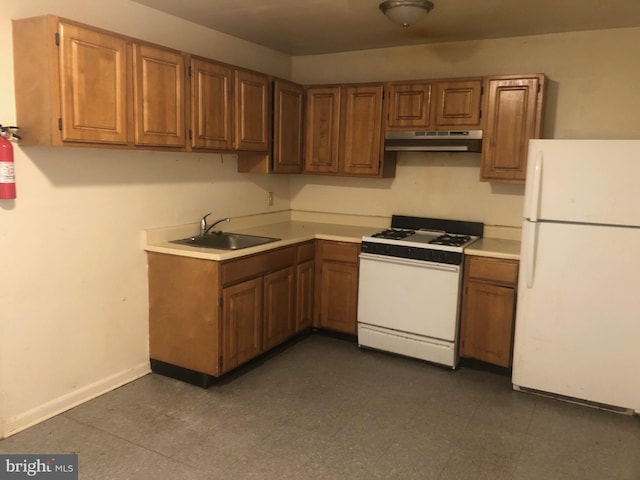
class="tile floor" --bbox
[1,334,639,479]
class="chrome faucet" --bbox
[199,213,230,236]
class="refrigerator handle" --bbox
[528,152,543,222]
[525,221,538,288]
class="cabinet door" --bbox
[296,260,314,333]
[481,75,545,183]
[222,277,263,372]
[433,79,482,128]
[304,86,341,174]
[234,69,270,152]
[190,58,232,150]
[460,280,516,368]
[319,261,358,335]
[133,43,186,147]
[273,79,304,173]
[385,81,432,130]
[263,267,296,350]
[58,22,128,144]
[341,84,384,176]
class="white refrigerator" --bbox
[512,139,640,414]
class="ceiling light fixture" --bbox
[379,0,435,28]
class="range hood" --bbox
[384,130,483,153]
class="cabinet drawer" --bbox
[318,240,360,264]
[465,256,518,286]
[222,246,295,285]
[296,241,315,263]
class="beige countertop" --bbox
[465,237,521,260]
[144,220,378,261]
[144,212,522,261]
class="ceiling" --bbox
[132,0,640,56]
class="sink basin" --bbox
[170,232,280,250]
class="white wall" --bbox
[290,28,640,226]
[0,0,291,438]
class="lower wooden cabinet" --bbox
[459,255,519,367]
[148,253,220,377]
[295,242,315,332]
[262,267,296,351]
[315,240,360,335]
[222,277,263,372]
[147,239,360,382]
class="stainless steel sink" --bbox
[170,232,280,250]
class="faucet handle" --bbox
[200,212,212,235]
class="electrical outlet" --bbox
[267,191,274,206]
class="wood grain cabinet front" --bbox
[304,84,394,178]
[315,240,360,335]
[221,277,264,373]
[132,43,187,148]
[13,16,130,147]
[459,255,519,368]
[433,79,483,129]
[189,57,233,150]
[481,74,546,183]
[148,243,316,381]
[234,69,270,152]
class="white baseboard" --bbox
[1,361,150,439]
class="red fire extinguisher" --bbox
[0,125,19,200]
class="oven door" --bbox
[357,252,462,341]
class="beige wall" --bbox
[290,28,640,226]
[0,0,291,438]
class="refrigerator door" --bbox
[513,220,640,412]
[524,140,640,227]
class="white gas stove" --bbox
[357,216,483,368]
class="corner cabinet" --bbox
[315,240,360,335]
[459,255,519,368]
[481,74,546,183]
[148,243,316,385]
[304,84,395,178]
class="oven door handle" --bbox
[359,252,460,273]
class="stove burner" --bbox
[371,228,415,240]
[429,234,472,247]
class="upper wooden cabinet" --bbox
[341,84,385,176]
[272,79,304,173]
[481,74,546,183]
[234,69,270,152]
[433,79,483,129]
[13,16,130,146]
[190,57,233,150]
[304,86,342,174]
[385,81,432,130]
[58,22,128,145]
[12,15,269,154]
[384,78,482,131]
[305,83,393,177]
[132,43,187,148]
